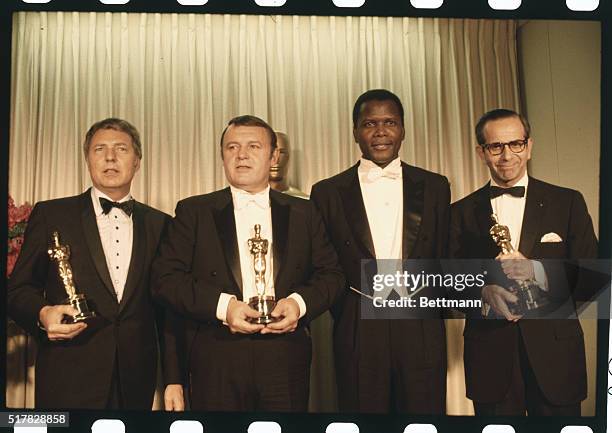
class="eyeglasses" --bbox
[481,138,528,156]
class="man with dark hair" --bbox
[7,118,184,409]
[311,89,449,413]
[152,115,344,411]
[219,114,278,151]
[474,108,531,148]
[351,88,405,129]
[450,108,598,415]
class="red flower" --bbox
[8,197,15,227]
[8,199,32,226]
[7,195,32,278]
[13,204,31,223]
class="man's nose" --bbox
[499,144,513,160]
[104,148,117,161]
[374,122,387,136]
[237,146,248,159]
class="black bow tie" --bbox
[489,185,525,199]
[100,197,135,216]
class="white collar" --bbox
[230,185,271,210]
[359,156,401,172]
[358,157,402,183]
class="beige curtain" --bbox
[8,12,520,414]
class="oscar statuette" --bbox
[47,231,97,323]
[489,214,549,315]
[247,224,278,324]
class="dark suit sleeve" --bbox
[7,202,51,336]
[436,177,451,258]
[151,200,227,322]
[159,307,187,386]
[152,214,187,386]
[448,201,462,260]
[542,190,601,303]
[293,202,345,324]
[448,200,485,315]
[566,191,598,259]
[309,182,328,223]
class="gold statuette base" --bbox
[247,295,278,325]
[62,294,97,324]
[507,281,550,316]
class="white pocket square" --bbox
[540,232,563,243]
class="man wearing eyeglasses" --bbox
[449,108,598,415]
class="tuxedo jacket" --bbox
[150,188,345,400]
[449,177,598,405]
[310,162,450,407]
[7,189,175,409]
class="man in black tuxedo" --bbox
[450,109,598,415]
[310,89,449,414]
[7,118,184,410]
[151,115,344,412]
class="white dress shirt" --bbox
[234,186,275,301]
[358,157,406,298]
[490,173,528,252]
[216,185,306,323]
[489,173,547,288]
[91,188,133,302]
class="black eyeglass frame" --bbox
[481,138,529,155]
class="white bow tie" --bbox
[234,192,269,210]
[364,165,401,183]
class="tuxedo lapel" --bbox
[118,202,145,313]
[270,191,289,294]
[474,183,500,258]
[79,191,118,302]
[518,178,545,257]
[401,164,424,259]
[212,189,242,294]
[338,166,375,259]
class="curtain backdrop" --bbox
[8,12,520,414]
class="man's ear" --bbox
[526,137,533,161]
[476,145,486,162]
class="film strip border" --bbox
[0,0,610,432]
[0,0,608,17]
[1,413,610,432]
